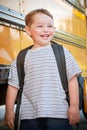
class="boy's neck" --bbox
[31,43,50,50]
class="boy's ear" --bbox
[25,26,31,36]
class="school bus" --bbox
[0,0,87,119]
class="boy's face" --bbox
[25,13,54,47]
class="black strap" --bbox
[14,45,33,130]
[51,41,79,129]
[51,41,69,104]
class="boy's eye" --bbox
[48,25,53,27]
[37,25,43,27]
[36,25,54,28]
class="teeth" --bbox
[41,34,49,37]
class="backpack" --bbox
[51,42,84,110]
[14,42,84,130]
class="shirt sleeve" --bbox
[8,59,19,89]
[63,47,82,81]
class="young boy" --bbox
[4,8,81,130]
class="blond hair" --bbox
[25,8,53,26]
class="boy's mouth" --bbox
[40,34,49,38]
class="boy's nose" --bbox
[43,26,49,31]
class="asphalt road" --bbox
[0,105,87,130]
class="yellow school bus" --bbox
[0,0,87,118]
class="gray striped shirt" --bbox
[8,44,81,119]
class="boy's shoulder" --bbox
[17,45,33,57]
[51,41,70,53]
[20,45,33,53]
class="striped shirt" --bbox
[8,44,81,120]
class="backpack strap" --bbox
[51,41,69,104]
[17,46,33,88]
[14,45,33,130]
[51,41,80,129]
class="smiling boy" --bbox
[4,8,81,130]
